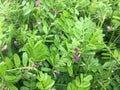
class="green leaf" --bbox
[23,81,36,89]
[5,57,13,69]
[36,72,55,90]
[24,9,32,16]
[14,54,21,67]
[41,67,52,72]
[54,35,60,46]
[0,62,6,77]
[67,65,73,76]
[114,49,119,58]
[42,21,48,34]
[7,83,18,90]
[22,52,28,67]
[22,2,34,16]
[21,1,26,6]
[33,41,48,61]
[48,12,54,19]
[67,74,93,90]
[20,87,29,90]
[23,81,30,87]
[67,60,73,76]
[103,61,116,69]
[5,76,19,83]
[24,40,48,61]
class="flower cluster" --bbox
[74,48,80,61]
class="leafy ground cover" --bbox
[0,0,120,90]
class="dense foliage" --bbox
[0,0,120,90]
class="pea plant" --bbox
[0,0,120,90]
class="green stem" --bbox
[97,80,106,90]
[109,34,120,48]
[104,43,120,64]
[6,66,38,72]
[100,14,106,27]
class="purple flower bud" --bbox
[107,26,112,30]
[54,71,60,75]
[35,63,42,67]
[74,55,80,61]
[35,1,40,6]
[14,41,19,47]
[2,45,8,52]
[74,48,79,53]
[95,15,99,18]
[52,9,56,15]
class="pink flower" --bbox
[74,48,79,53]
[107,26,112,30]
[35,1,40,6]
[95,15,99,18]
[74,55,80,61]
[2,45,8,52]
